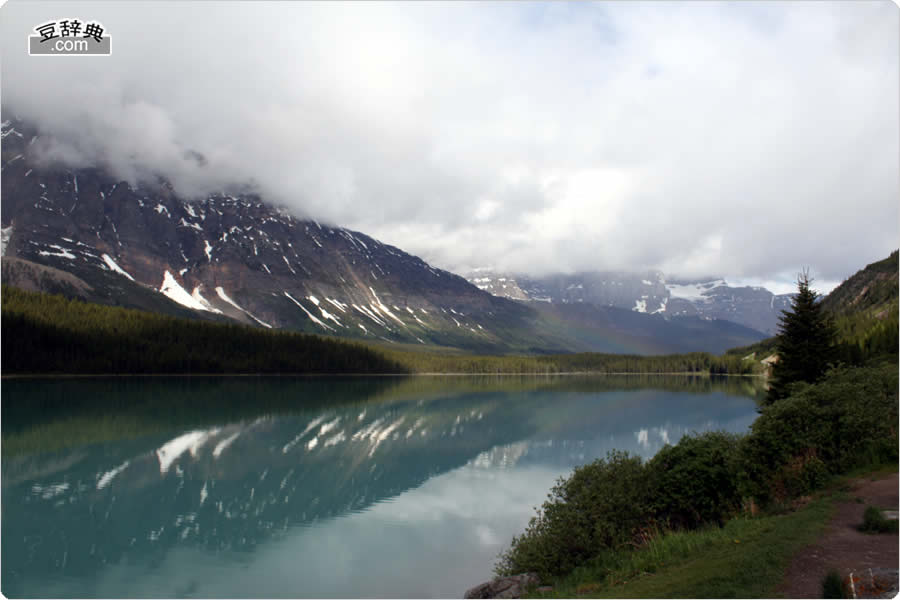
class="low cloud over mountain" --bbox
[1,2,896,288]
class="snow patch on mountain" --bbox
[326,298,348,313]
[215,286,272,328]
[38,244,76,260]
[102,253,135,281]
[179,218,202,231]
[369,287,406,326]
[652,297,668,314]
[284,291,334,331]
[191,286,223,314]
[352,303,388,328]
[665,280,727,302]
[160,271,214,312]
[1,225,12,256]
[319,306,343,328]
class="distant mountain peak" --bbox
[463,270,790,335]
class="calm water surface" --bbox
[2,375,763,598]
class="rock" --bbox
[464,573,540,599]
[536,586,554,593]
[844,568,899,599]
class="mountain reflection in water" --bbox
[2,375,762,598]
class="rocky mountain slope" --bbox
[820,250,898,356]
[466,269,792,335]
[1,114,765,355]
[820,251,898,317]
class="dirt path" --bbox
[777,472,899,598]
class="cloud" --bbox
[1,1,896,286]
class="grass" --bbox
[527,493,836,598]
[838,462,899,482]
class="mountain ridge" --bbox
[464,269,793,335]
[1,113,765,355]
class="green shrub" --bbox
[646,431,743,528]
[495,364,898,579]
[822,569,846,598]
[738,394,829,503]
[496,451,651,578]
[859,506,899,534]
[790,454,830,496]
[739,365,898,505]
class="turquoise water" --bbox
[1,376,761,598]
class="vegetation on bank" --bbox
[2,286,762,376]
[377,346,761,375]
[498,364,898,581]
[529,491,836,598]
[498,267,899,595]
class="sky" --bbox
[1,1,897,293]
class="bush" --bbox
[739,365,898,505]
[822,569,846,598]
[496,364,898,579]
[859,506,899,534]
[646,431,743,528]
[496,451,651,578]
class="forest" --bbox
[1,287,405,375]
[2,286,763,376]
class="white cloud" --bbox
[1,1,896,284]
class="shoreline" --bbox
[1,371,767,380]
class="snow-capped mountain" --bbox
[663,278,793,335]
[1,115,535,351]
[465,271,791,335]
[1,113,766,354]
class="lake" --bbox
[1,375,763,598]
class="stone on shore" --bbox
[463,573,540,599]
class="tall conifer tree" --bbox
[766,271,837,404]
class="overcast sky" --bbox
[2,1,897,293]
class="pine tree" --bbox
[766,271,837,404]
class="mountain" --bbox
[0,114,765,355]
[726,250,898,360]
[466,269,792,335]
[820,250,898,356]
[820,251,898,317]
[524,301,774,356]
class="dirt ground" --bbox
[777,472,899,598]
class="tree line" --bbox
[2,287,406,375]
[3,286,767,376]
[377,346,761,375]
